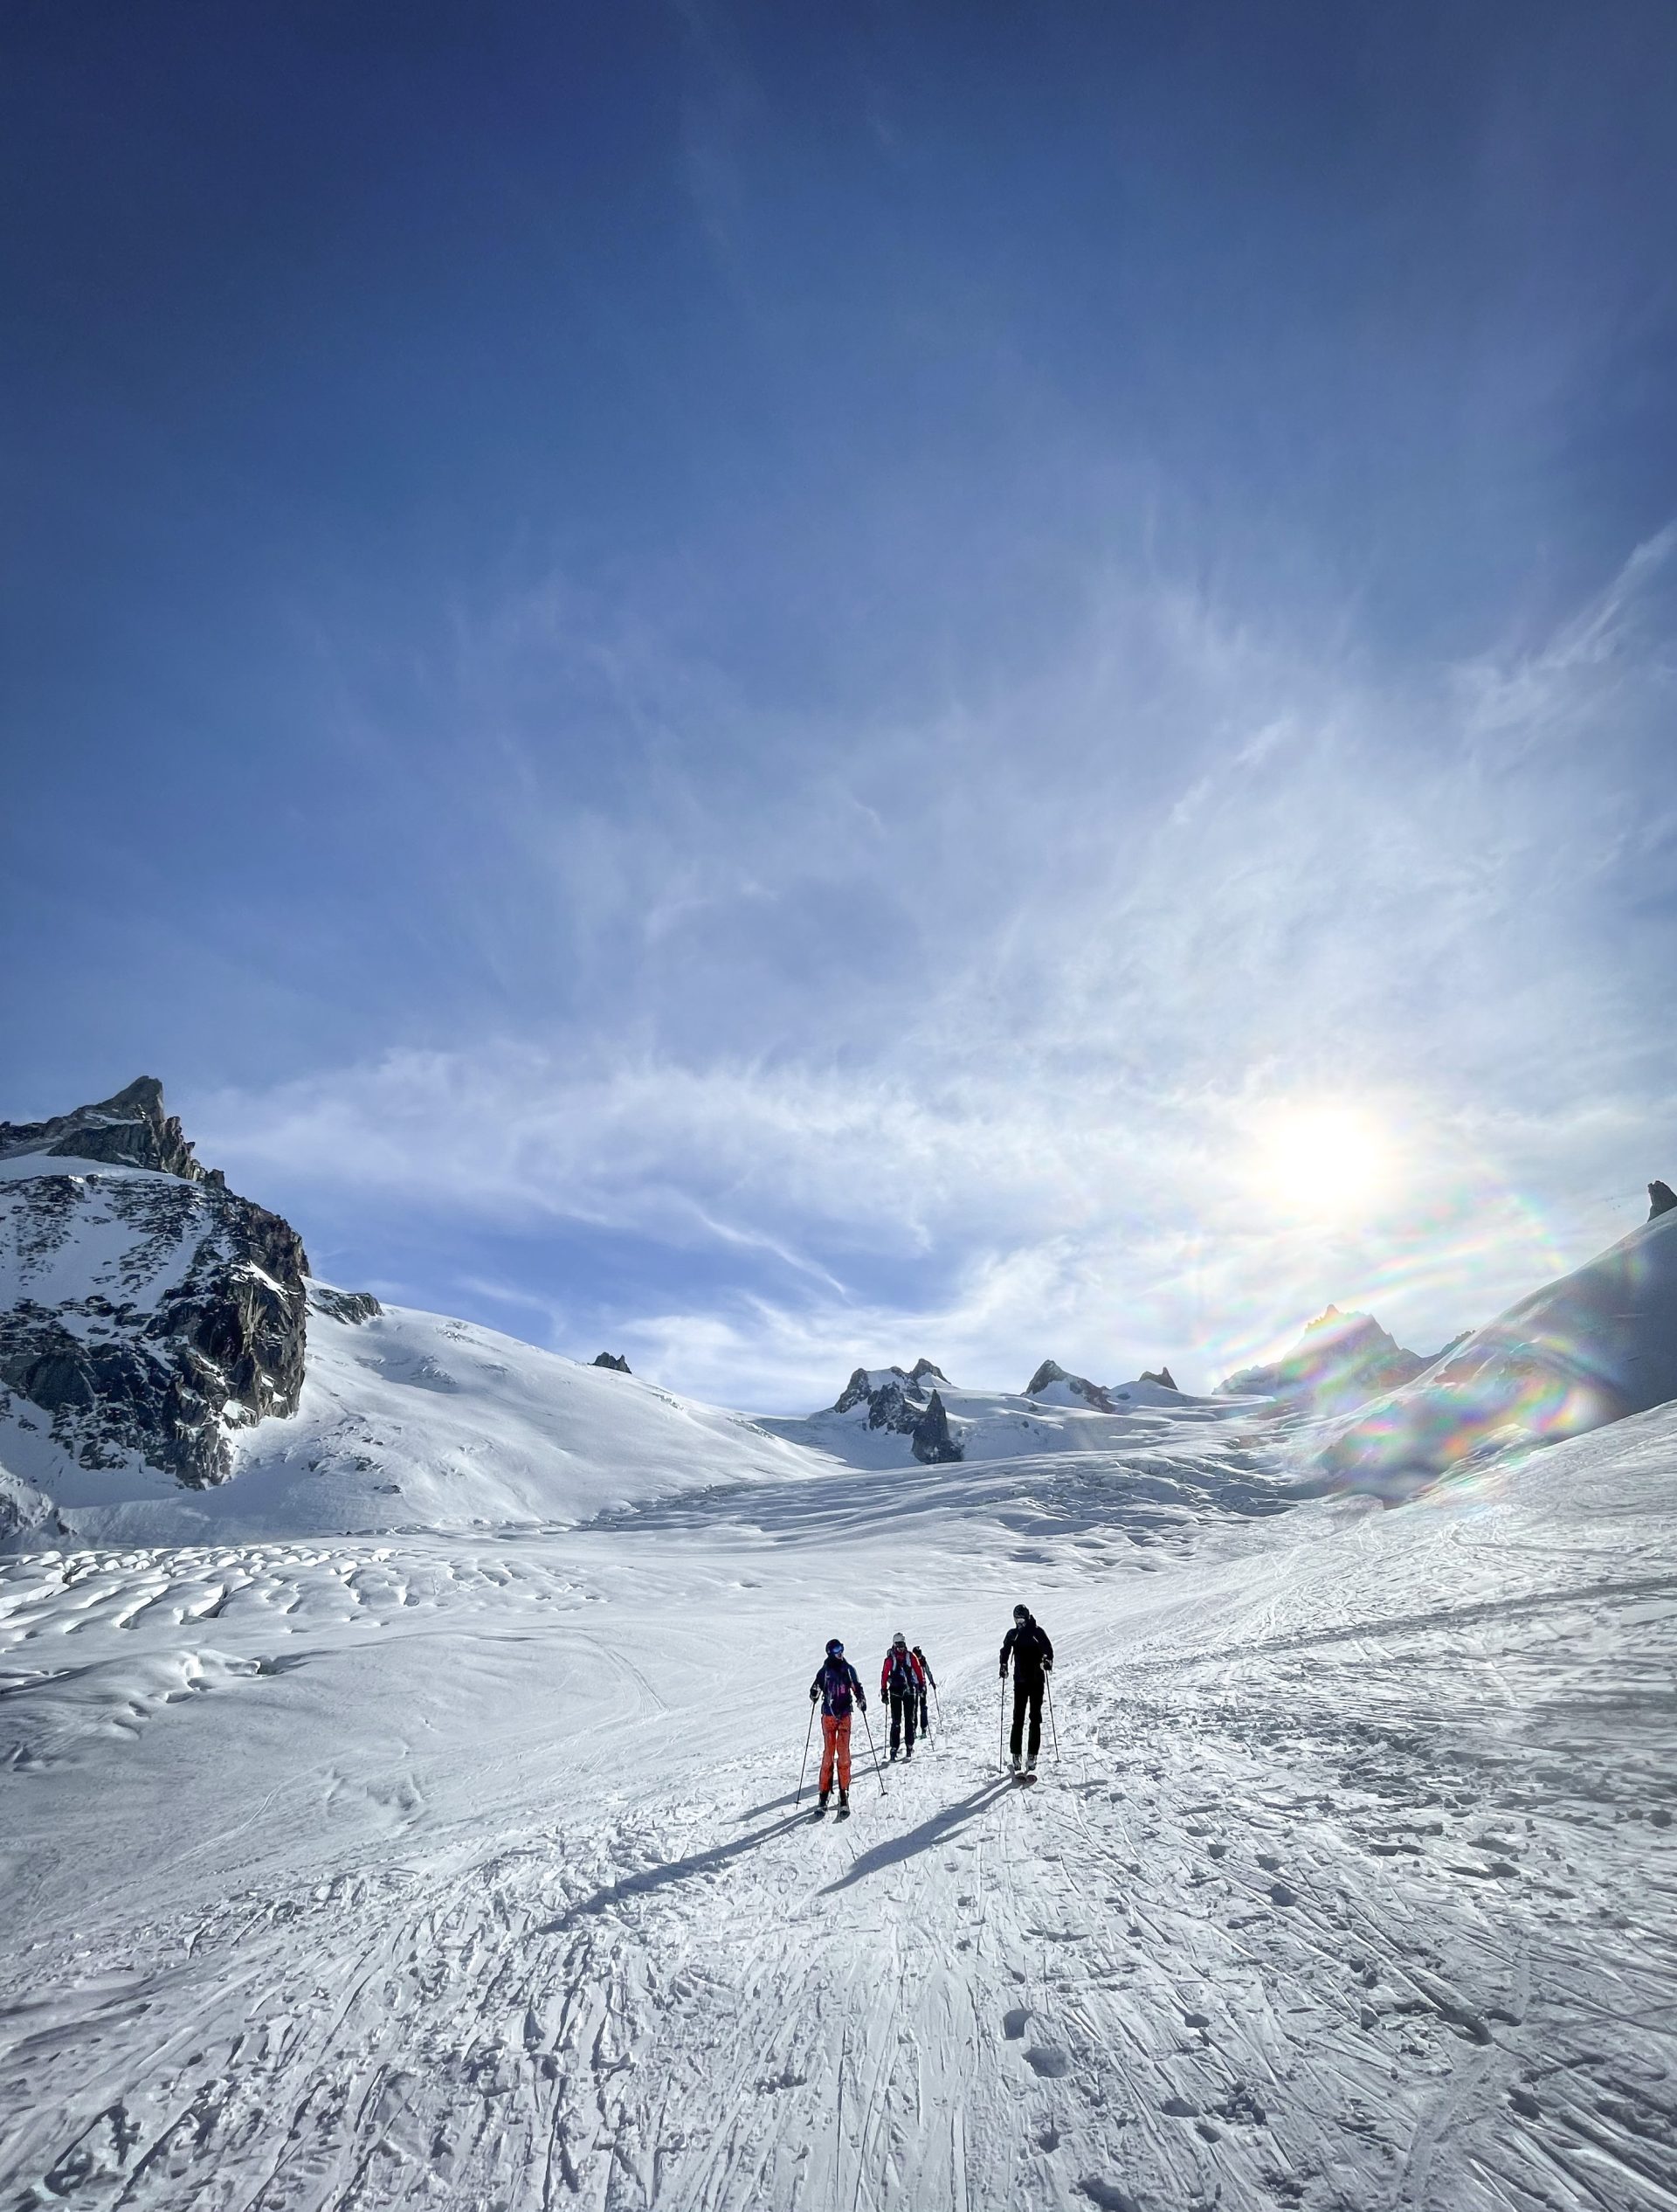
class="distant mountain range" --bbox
[3,1078,1674,1538]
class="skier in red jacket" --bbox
[880,1631,927,1761]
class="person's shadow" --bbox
[818,1777,1014,1896]
[536,1809,811,1933]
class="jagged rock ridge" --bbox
[0,1079,314,1490]
[0,1075,216,1183]
[307,1284,382,1327]
[1218,1303,1435,1414]
[832,1359,963,1462]
[592,1352,632,1373]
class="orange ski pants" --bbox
[819,1712,852,1794]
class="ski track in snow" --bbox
[3,1412,1677,2211]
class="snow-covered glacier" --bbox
[3,1086,1675,2211]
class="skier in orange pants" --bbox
[809,1638,867,1815]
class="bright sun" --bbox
[1254,1102,1394,1217]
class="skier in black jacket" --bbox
[1000,1603,1053,1773]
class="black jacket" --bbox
[1000,1617,1053,1680]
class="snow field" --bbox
[15,1296,833,1539]
[3,1403,1676,2210]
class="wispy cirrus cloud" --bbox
[196,533,1677,1407]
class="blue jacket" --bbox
[811,1656,866,1717]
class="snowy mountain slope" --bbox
[1024,1358,1184,1412]
[3,1396,1674,2211]
[1316,1203,1677,1493]
[15,1288,832,1546]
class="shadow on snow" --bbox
[818,1777,1017,1897]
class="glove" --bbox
[999,1666,1007,1680]
[811,1687,818,1702]
[859,1697,868,1712]
[1045,1660,1053,1672]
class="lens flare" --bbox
[1253,1102,1394,1218]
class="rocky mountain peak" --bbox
[1023,1358,1117,1413]
[1,1078,314,1502]
[828,1358,964,1462]
[1651,1179,1676,1220]
[1218,1303,1430,1414]
[593,1352,632,1373]
[0,1075,217,1183]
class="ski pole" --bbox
[998,1673,1007,1771]
[1046,1674,1062,1764]
[859,1704,888,1795]
[795,1701,817,1808]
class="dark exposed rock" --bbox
[910,1387,963,1464]
[0,1082,310,1490]
[832,1358,963,1458]
[592,1351,632,1372]
[1218,1303,1429,1414]
[1651,1180,1677,1220]
[1139,1366,1178,1391]
[307,1283,383,1326]
[0,1075,216,1182]
[0,1465,64,1545]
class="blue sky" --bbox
[5,1,1676,1408]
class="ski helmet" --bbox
[892,1630,907,1647]
[825,1638,844,1655]
[1012,1603,1030,1621]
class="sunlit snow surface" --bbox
[3,1378,1675,2211]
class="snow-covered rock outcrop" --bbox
[1218,1303,1438,1413]
[829,1358,963,1462]
[0,1080,311,1493]
[1023,1358,1118,1412]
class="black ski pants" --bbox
[888,1687,919,1755]
[1009,1671,1045,1760]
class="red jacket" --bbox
[881,1645,926,1697]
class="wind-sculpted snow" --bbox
[3,1403,1675,2210]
